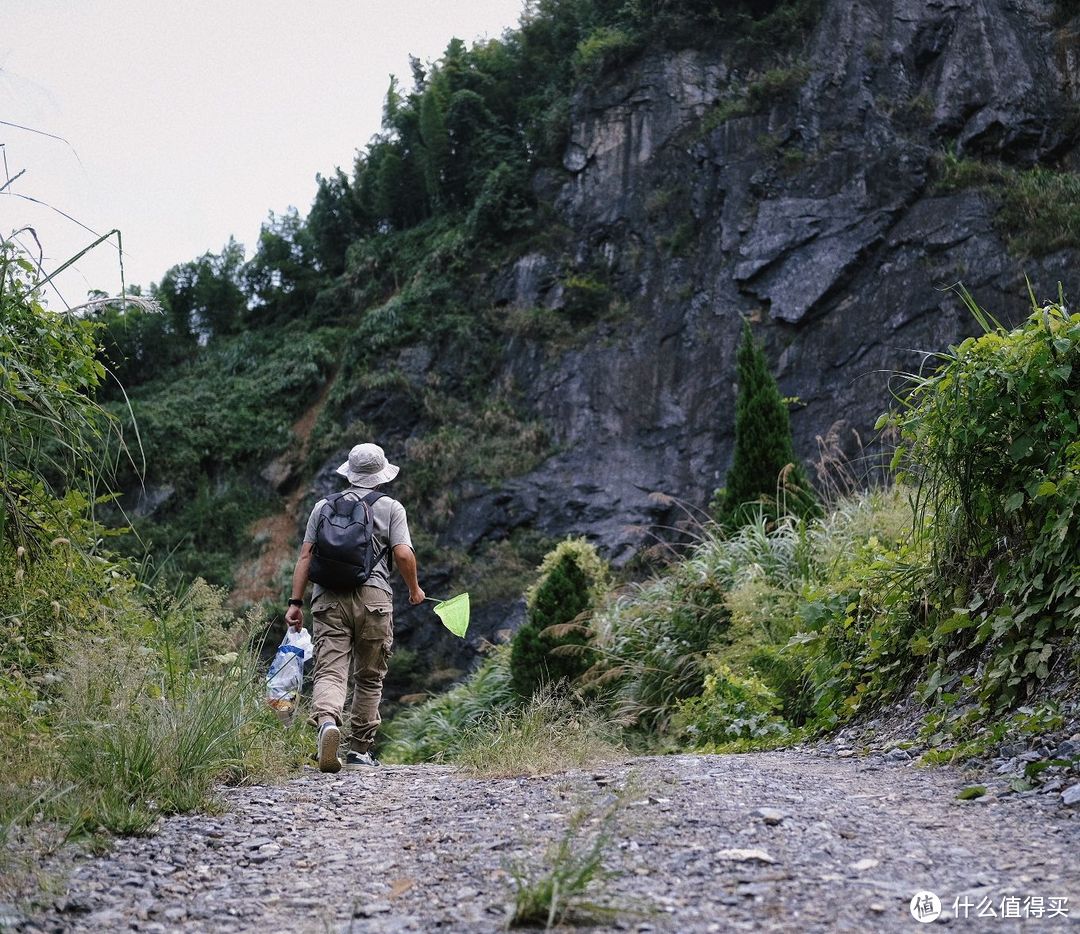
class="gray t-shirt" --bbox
[304,485,413,597]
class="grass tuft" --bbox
[507,792,629,930]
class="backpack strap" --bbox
[361,491,389,568]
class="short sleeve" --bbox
[387,500,413,551]
[303,499,326,543]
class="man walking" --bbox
[285,442,424,772]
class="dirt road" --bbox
[18,749,1080,932]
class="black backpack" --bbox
[308,490,388,592]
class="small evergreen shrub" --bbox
[510,539,609,698]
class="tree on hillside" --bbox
[714,320,817,525]
[154,238,247,343]
[308,169,367,276]
[243,209,319,321]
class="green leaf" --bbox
[934,612,975,636]
[1035,480,1058,497]
[956,785,986,800]
[1009,435,1034,462]
[1004,492,1025,512]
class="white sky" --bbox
[1,0,525,308]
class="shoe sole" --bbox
[318,725,341,773]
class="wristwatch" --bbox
[287,598,303,608]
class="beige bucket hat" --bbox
[335,443,399,486]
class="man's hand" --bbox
[285,604,304,630]
[409,586,426,606]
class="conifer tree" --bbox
[716,321,817,525]
[509,551,593,698]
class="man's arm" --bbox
[285,541,314,630]
[393,543,425,605]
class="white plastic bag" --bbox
[266,627,314,717]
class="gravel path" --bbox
[18,749,1080,932]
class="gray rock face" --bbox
[487,0,1077,564]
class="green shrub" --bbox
[466,162,535,243]
[792,527,928,726]
[510,539,609,698]
[934,152,1080,257]
[881,294,1080,710]
[0,240,113,550]
[561,276,612,323]
[380,645,517,763]
[573,26,642,80]
[673,658,789,747]
[0,546,309,840]
[586,490,911,737]
[701,64,810,133]
[585,561,730,733]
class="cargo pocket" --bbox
[361,604,393,643]
[310,593,339,615]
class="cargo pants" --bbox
[310,585,393,752]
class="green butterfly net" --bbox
[433,593,470,638]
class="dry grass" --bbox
[456,686,624,778]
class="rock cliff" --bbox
[307,0,1079,670]
[445,0,1078,558]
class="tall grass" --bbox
[508,792,629,930]
[0,575,309,842]
[380,645,518,763]
[583,490,913,737]
[0,238,127,550]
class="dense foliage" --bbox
[0,242,306,854]
[885,295,1080,710]
[387,292,1080,768]
[0,244,111,549]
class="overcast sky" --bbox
[1,0,524,308]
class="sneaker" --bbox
[317,722,341,773]
[344,750,381,769]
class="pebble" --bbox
[754,807,786,825]
[1062,784,1080,806]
